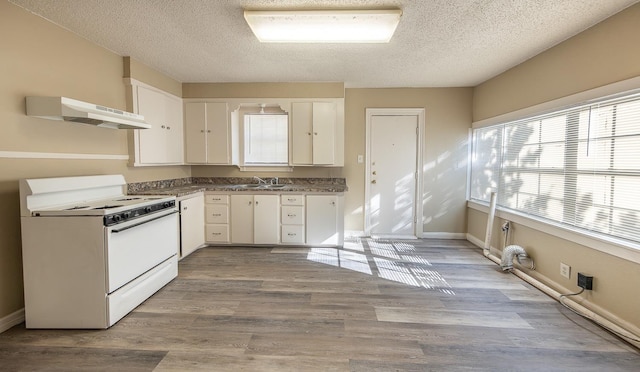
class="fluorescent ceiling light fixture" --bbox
[244,9,402,43]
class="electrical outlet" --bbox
[578,272,593,290]
[560,262,571,279]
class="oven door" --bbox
[105,209,179,293]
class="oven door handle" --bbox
[111,210,178,233]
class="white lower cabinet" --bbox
[205,194,230,243]
[179,193,205,258]
[306,195,343,246]
[231,194,279,244]
[203,192,343,247]
[281,195,305,244]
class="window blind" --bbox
[244,114,288,164]
[470,92,640,245]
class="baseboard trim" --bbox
[0,308,25,333]
[346,231,467,240]
[422,232,467,239]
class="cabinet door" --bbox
[165,94,184,164]
[306,195,338,245]
[291,102,313,165]
[136,86,167,164]
[254,195,279,244]
[180,194,205,258]
[185,102,207,163]
[136,85,183,165]
[231,195,254,244]
[312,102,336,165]
[206,102,230,164]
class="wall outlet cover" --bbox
[560,262,571,279]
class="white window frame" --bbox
[243,113,289,166]
[468,77,640,265]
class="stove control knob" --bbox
[114,214,122,222]
[163,202,170,208]
[145,206,152,213]
[123,212,131,219]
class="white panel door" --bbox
[206,102,230,164]
[231,195,253,244]
[180,194,205,258]
[136,86,166,164]
[312,102,336,165]
[306,195,338,245]
[368,115,418,237]
[185,102,207,163]
[253,195,279,244]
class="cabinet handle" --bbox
[255,201,259,205]
[288,213,296,217]
[212,213,221,217]
[183,206,188,210]
[314,132,318,135]
[161,125,166,129]
[307,132,311,135]
[200,130,205,133]
[212,232,221,236]
[207,130,211,133]
[249,201,252,205]
[287,198,296,202]
[288,233,296,236]
[167,126,171,130]
[331,201,336,206]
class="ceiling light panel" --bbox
[244,9,402,43]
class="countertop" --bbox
[128,177,347,198]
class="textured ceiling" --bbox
[10,0,640,87]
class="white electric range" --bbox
[19,174,179,329]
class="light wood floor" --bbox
[1,239,639,371]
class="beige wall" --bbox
[124,57,183,98]
[469,3,640,330]
[183,82,344,99]
[0,2,188,321]
[473,3,640,122]
[344,88,473,233]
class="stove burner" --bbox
[115,197,141,201]
[92,205,124,210]
[66,206,90,210]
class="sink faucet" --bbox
[253,176,268,185]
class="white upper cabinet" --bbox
[127,81,184,166]
[291,101,343,166]
[184,102,230,164]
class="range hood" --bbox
[26,96,150,130]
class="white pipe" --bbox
[483,252,640,348]
[483,191,497,252]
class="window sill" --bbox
[467,200,640,265]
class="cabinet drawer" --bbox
[281,225,305,244]
[206,204,228,224]
[281,195,304,206]
[206,224,229,242]
[206,194,229,204]
[281,206,304,225]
